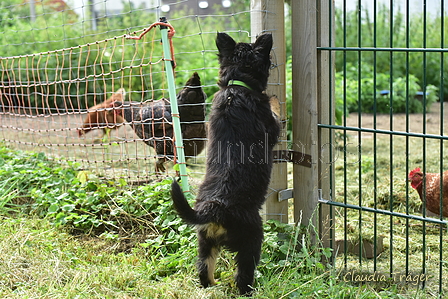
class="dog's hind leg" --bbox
[234,240,262,296]
[231,216,264,296]
[197,230,219,288]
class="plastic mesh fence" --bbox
[0,1,268,184]
[0,23,188,181]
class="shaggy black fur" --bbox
[171,32,280,296]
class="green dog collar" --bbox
[228,80,253,90]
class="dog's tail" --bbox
[171,180,208,225]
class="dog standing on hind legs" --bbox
[171,32,280,296]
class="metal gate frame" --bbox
[293,0,446,295]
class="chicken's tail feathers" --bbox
[171,180,203,225]
[178,72,207,106]
[185,72,201,87]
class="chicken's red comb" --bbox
[408,167,421,177]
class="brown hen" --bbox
[112,72,206,172]
[78,88,126,139]
[408,167,448,217]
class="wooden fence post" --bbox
[291,0,319,237]
[251,0,288,223]
[317,0,335,252]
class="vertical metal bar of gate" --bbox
[342,0,349,267]
[315,0,447,295]
[438,2,445,294]
[404,0,411,278]
[357,0,365,266]
[388,0,395,278]
[422,0,428,286]
[372,0,379,273]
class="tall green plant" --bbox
[336,63,438,115]
[0,0,255,111]
[335,4,447,101]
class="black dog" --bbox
[171,32,279,296]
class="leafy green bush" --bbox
[0,146,77,212]
[0,144,200,274]
[337,64,438,115]
[0,0,251,112]
[335,4,448,101]
[0,144,335,280]
[261,220,332,273]
[0,146,140,227]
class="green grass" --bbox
[333,132,448,297]
[0,144,436,298]
[0,216,414,299]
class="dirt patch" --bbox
[0,112,207,181]
[345,102,448,136]
[2,102,446,182]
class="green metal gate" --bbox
[305,0,447,295]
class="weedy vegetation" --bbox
[0,0,446,297]
[333,127,448,297]
[0,144,429,298]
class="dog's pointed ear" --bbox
[254,33,273,56]
[216,32,236,56]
